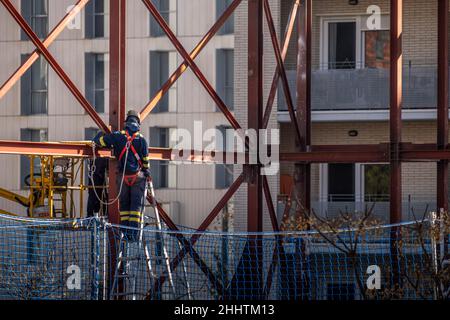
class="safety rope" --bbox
[88,141,130,206]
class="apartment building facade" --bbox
[0,0,237,228]
[232,0,450,228]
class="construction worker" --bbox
[93,110,150,241]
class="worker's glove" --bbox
[143,169,151,180]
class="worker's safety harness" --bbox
[118,131,143,187]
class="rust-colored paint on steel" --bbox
[294,0,312,220]
[9,140,450,163]
[0,0,109,133]
[0,140,111,157]
[247,0,264,299]
[437,0,449,213]
[390,0,403,225]
[0,0,90,100]
[389,0,403,288]
[141,0,241,131]
[263,0,302,143]
[247,0,264,233]
[262,0,299,129]
[108,0,127,226]
[139,0,242,121]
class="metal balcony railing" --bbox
[278,62,440,111]
[278,194,447,223]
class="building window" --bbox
[216,0,234,35]
[85,0,105,38]
[20,129,47,189]
[21,0,48,40]
[149,0,170,37]
[327,21,356,69]
[150,127,176,189]
[85,53,106,113]
[215,126,233,189]
[21,55,48,115]
[328,163,355,202]
[150,51,169,113]
[216,49,234,110]
[363,164,390,202]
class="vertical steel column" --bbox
[247,0,263,299]
[437,0,449,214]
[294,0,311,223]
[108,0,126,224]
[390,0,402,225]
[390,0,403,287]
[247,0,263,233]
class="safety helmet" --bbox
[125,109,140,124]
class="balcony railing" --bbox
[278,194,442,223]
[279,63,440,111]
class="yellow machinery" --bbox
[0,154,97,218]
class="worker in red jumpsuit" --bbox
[93,110,150,240]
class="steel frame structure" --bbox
[0,0,449,295]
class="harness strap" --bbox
[123,174,138,187]
[118,131,143,168]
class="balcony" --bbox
[278,64,439,112]
[278,194,439,224]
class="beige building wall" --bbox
[0,0,235,229]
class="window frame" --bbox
[215,125,234,189]
[216,49,234,111]
[21,54,48,115]
[21,0,49,40]
[85,52,106,113]
[85,0,106,39]
[216,0,234,35]
[149,0,172,37]
[320,16,362,70]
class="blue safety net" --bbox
[0,213,448,300]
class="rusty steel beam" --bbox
[0,0,109,133]
[108,0,127,226]
[147,174,244,298]
[7,140,450,163]
[262,0,299,129]
[390,0,403,225]
[0,0,90,100]
[141,0,241,131]
[390,0,403,288]
[437,0,449,213]
[247,0,264,233]
[0,140,111,158]
[107,0,127,298]
[294,0,312,222]
[245,0,264,299]
[263,0,302,143]
[140,0,242,121]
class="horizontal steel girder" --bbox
[2,140,450,163]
